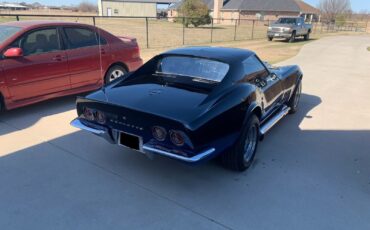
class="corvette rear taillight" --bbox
[152,126,167,141]
[169,130,185,147]
[83,107,95,121]
[96,110,106,124]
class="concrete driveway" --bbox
[1,35,370,230]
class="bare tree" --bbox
[358,10,369,21]
[77,1,98,13]
[319,0,352,22]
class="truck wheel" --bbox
[289,31,296,43]
[268,36,273,41]
[287,80,302,114]
[104,65,128,84]
[304,32,310,41]
[221,115,260,171]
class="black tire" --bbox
[287,80,302,114]
[268,36,273,41]
[289,31,296,43]
[221,115,260,171]
[304,32,310,41]
[0,94,4,112]
[104,65,128,84]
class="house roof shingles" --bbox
[170,0,319,14]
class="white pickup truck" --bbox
[267,17,312,42]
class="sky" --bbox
[11,0,370,12]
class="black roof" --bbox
[163,46,255,63]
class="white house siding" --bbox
[99,1,157,17]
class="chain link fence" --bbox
[1,14,368,49]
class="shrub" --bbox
[179,0,211,27]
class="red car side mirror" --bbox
[3,47,23,58]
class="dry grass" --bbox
[140,31,367,64]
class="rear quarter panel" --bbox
[107,34,142,72]
[274,65,302,102]
[188,84,260,154]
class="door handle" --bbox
[100,48,106,54]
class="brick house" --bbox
[168,0,320,24]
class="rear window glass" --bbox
[156,56,229,83]
[64,27,98,49]
[0,25,21,44]
[277,18,297,24]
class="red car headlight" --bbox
[152,126,167,141]
[169,130,185,147]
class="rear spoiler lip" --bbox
[117,36,137,43]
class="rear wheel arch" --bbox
[106,62,129,74]
[241,103,262,129]
[104,62,129,84]
[251,106,262,120]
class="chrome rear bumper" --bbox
[70,118,215,163]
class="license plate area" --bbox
[119,132,142,151]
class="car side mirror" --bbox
[4,47,23,58]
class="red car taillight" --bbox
[132,46,140,59]
[152,126,167,141]
[169,130,185,147]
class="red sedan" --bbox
[0,20,143,110]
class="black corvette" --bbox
[71,47,303,171]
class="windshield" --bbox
[0,25,21,44]
[277,18,297,24]
[156,56,229,83]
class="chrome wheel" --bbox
[109,69,125,82]
[243,125,258,164]
[293,82,302,109]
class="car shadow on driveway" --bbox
[1,93,370,229]
[0,95,82,136]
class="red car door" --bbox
[62,26,108,89]
[2,27,70,101]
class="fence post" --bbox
[234,19,237,41]
[251,20,255,40]
[210,18,214,43]
[182,17,185,45]
[92,16,96,26]
[16,15,19,21]
[145,17,149,48]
